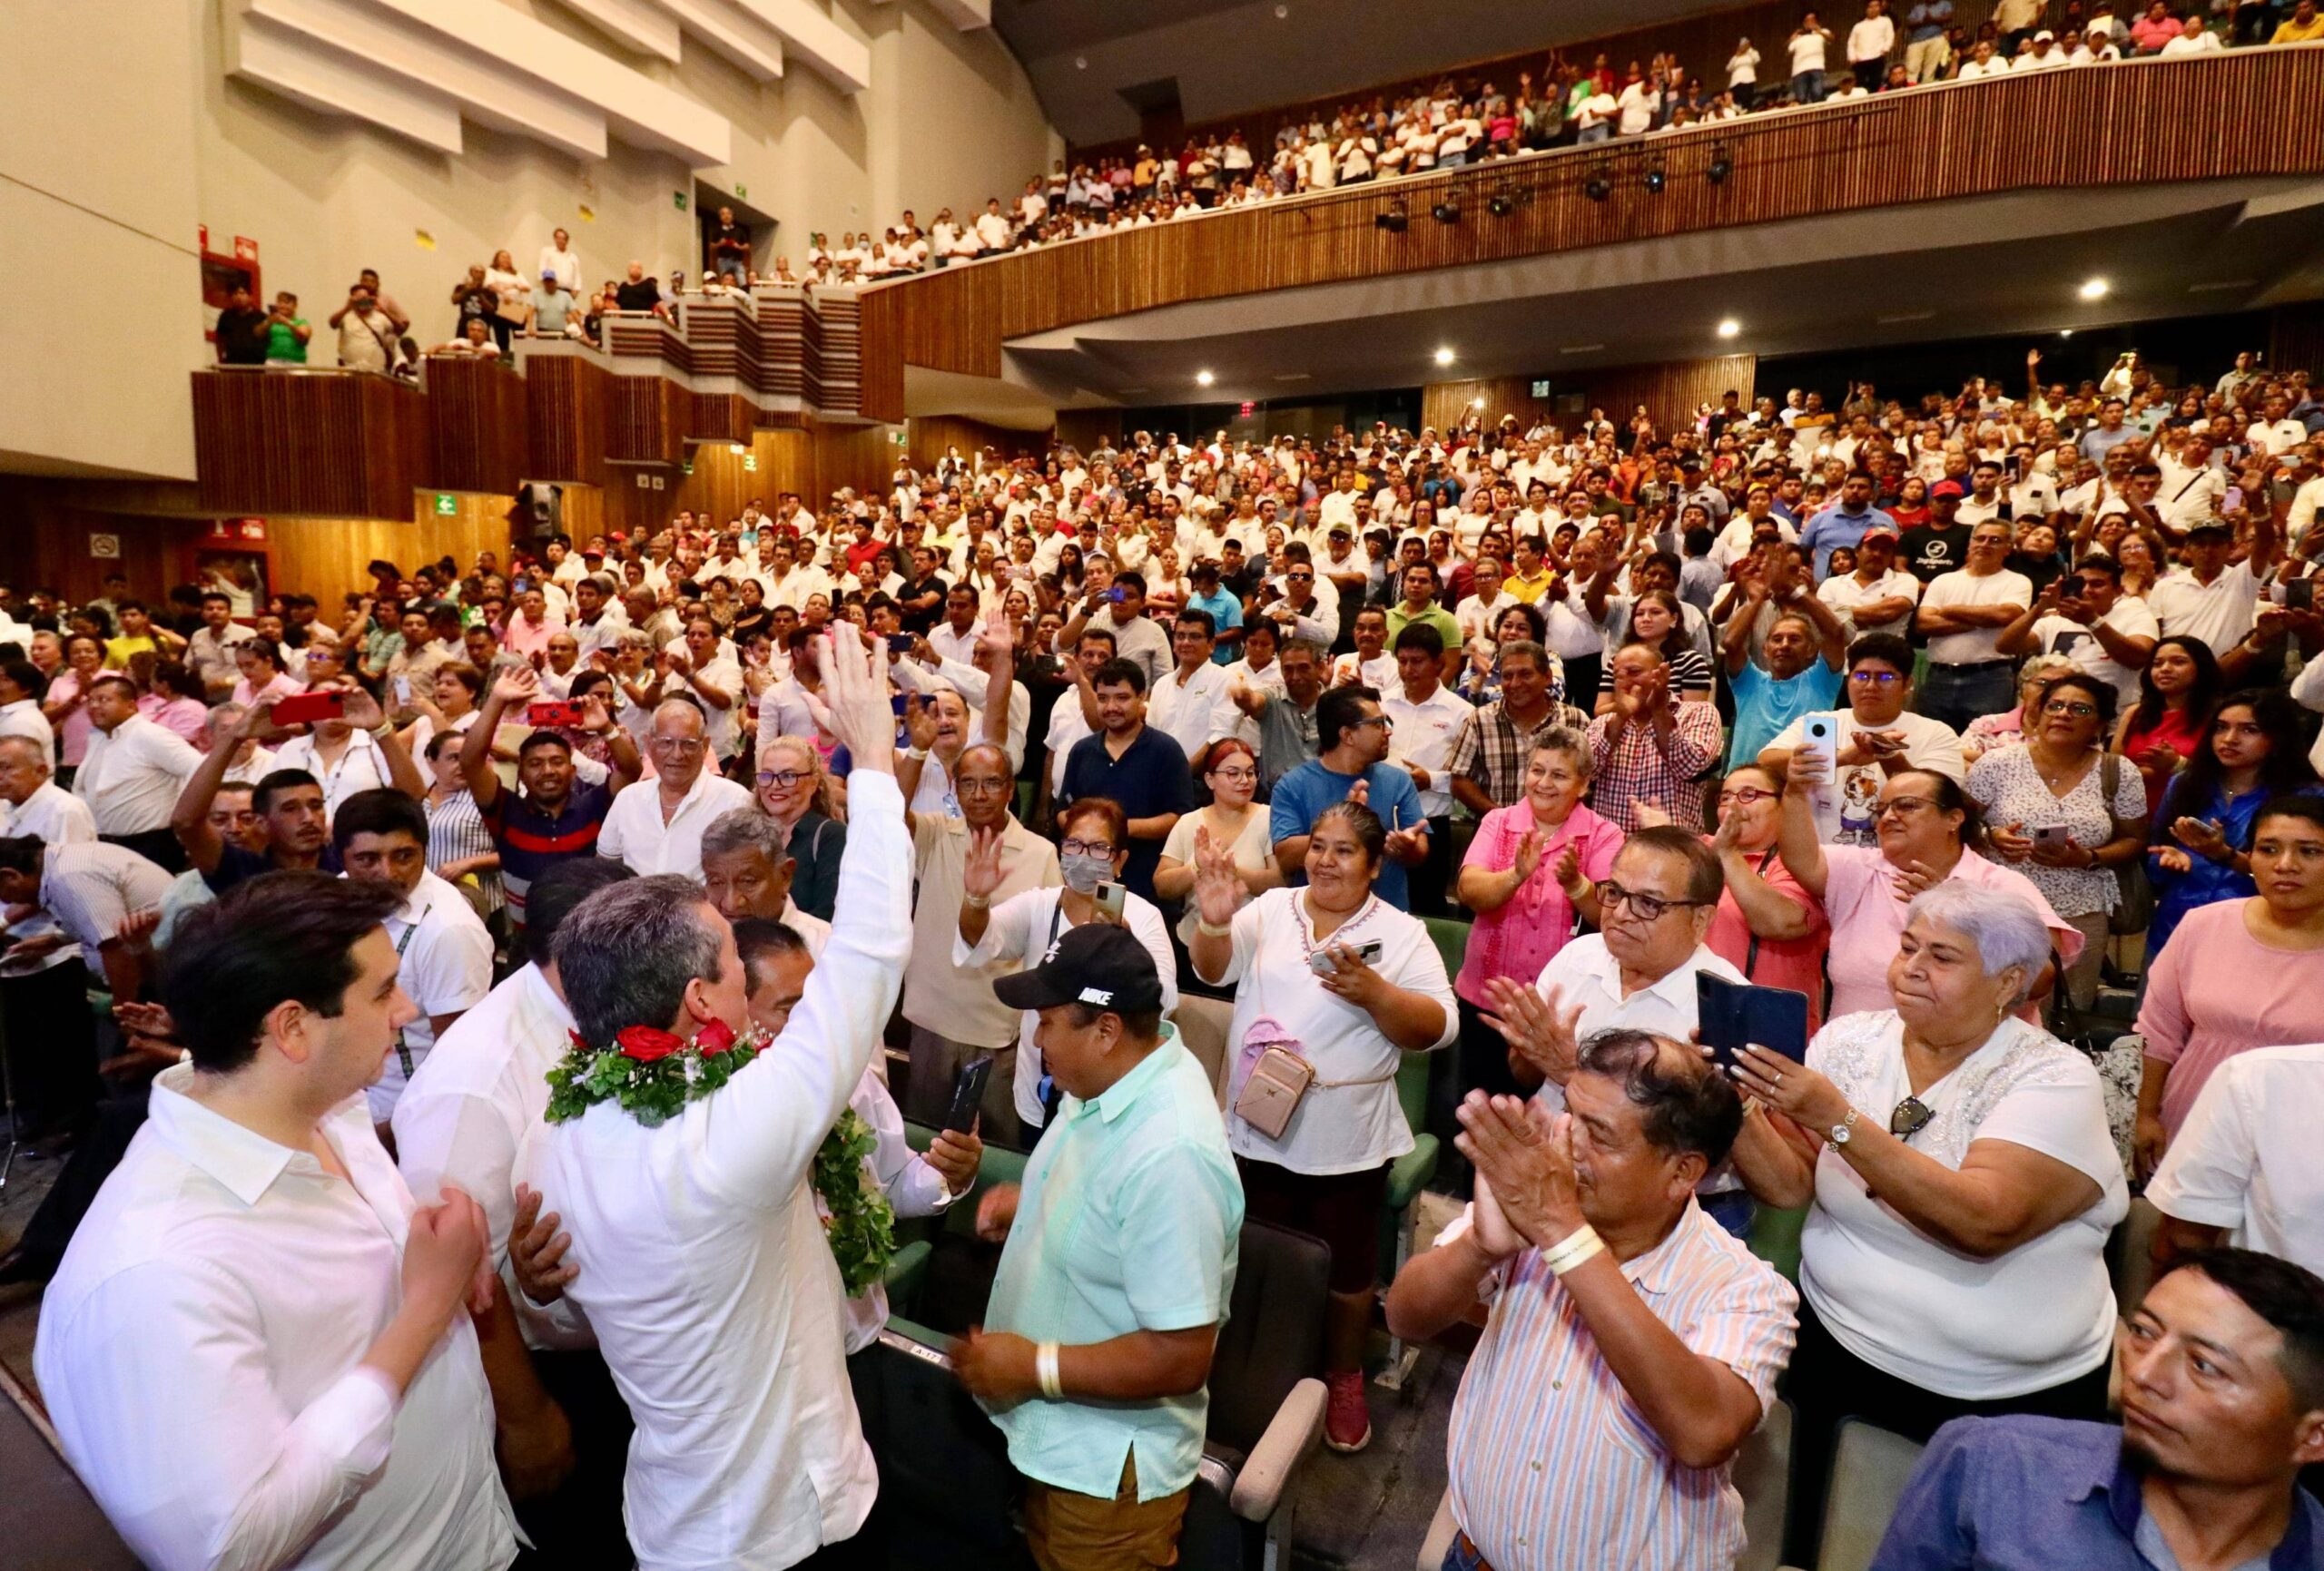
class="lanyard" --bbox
[389,907,425,1077]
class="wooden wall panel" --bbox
[192,370,428,519]
[2269,303,2324,387]
[908,416,1050,471]
[267,496,516,606]
[1054,410,1124,456]
[564,423,901,544]
[1070,0,2016,166]
[423,357,529,496]
[526,353,611,488]
[860,53,2324,421]
[606,378,690,466]
[1423,356,1753,443]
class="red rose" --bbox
[695,1018,739,1056]
[615,1026,687,1063]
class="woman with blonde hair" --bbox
[753,731,846,919]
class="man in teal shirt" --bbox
[952,924,1242,1570]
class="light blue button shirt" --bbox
[983,1024,1244,1502]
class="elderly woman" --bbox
[1779,750,2083,1023]
[1726,882,2129,1570]
[2134,795,2324,1179]
[1189,799,1456,1456]
[1960,654,2076,763]
[1453,729,1620,1098]
[1967,672,2149,1028]
[958,796,1177,1146]
[754,732,846,920]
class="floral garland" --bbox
[544,1019,897,1295]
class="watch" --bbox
[1827,1108,1860,1150]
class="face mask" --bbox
[1060,853,1111,894]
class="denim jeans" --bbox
[1578,122,1611,143]
[1443,1532,1489,1571]
[1917,659,2018,735]
[1791,68,1827,103]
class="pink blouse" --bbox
[1705,842,1830,1034]
[1455,802,1625,1008]
[1821,844,2084,1025]
[47,672,94,766]
[2137,898,2324,1136]
[139,693,212,748]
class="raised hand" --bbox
[901,693,939,752]
[961,824,1009,900]
[1481,977,1583,1087]
[1511,828,1544,885]
[976,607,1017,671]
[1452,1095,1586,1251]
[492,665,540,708]
[819,622,900,774]
[1190,825,1247,928]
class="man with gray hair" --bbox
[517,623,910,1569]
[699,805,827,949]
[596,697,752,879]
[1388,1030,1798,1571]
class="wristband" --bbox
[1541,1225,1605,1278]
[964,892,990,910]
[904,745,930,761]
[1196,917,1233,938]
[1035,1341,1064,1400]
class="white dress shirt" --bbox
[392,962,593,1350]
[36,1065,518,1571]
[72,713,200,836]
[2,782,97,972]
[2147,1042,2324,1279]
[1384,682,1472,819]
[271,729,396,826]
[1531,936,1745,1117]
[839,1068,957,1353]
[0,696,56,771]
[517,772,911,1571]
[1149,660,1230,760]
[597,768,755,879]
[369,869,495,1125]
[40,840,174,955]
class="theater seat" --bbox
[1813,1419,1924,1571]
[1377,1050,1440,1390]
[1171,992,1236,1108]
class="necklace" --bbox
[2029,741,2091,790]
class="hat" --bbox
[1860,525,1900,544]
[2185,518,2234,537]
[541,268,559,280]
[2034,28,2055,40]
[1328,522,1353,538]
[992,923,1166,1016]
[581,544,606,557]
[1929,479,1966,501]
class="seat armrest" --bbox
[1227,1376,1326,1520]
[1384,1134,1440,1210]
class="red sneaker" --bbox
[1324,1369,1372,1453]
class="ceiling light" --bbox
[1876,310,1935,325]
[2187,279,2255,293]
[2059,329,2073,339]
[1643,164,1667,195]
[1195,370,1215,388]
[1433,347,1455,367]
[1717,319,1741,339]
[2078,277,2110,301]
[1075,55,1088,69]
[1559,343,1606,355]
[1431,200,1461,225]
[1274,3,1288,15]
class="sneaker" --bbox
[1324,1369,1372,1453]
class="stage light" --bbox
[1585,171,1611,202]
[1487,193,1513,217]
[1644,164,1667,195]
[1434,347,1456,367]
[1432,201,1461,224]
[1375,206,1407,232]
[1196,370,1215,388]
[1708,147,1733,184]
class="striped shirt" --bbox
[426,787,503,915]
[1444,1198,1798,1570]
[477,779,613,928]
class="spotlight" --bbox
[2078,277,2110,301]
[1707,147,1732,185]
[1585,169,1612,202]
[1643,164,1667,195]
[1433,347,1456,367]
[1487,193,1513,217]
[1717,319,1741,339]
[1375,204,1407,232]
[1432,201,1461,224]
[1196,370,1215,388]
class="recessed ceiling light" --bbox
[2059,329,2073,339]
[1876,310,1935,325]
[1195,369,1215,387]
[2186,279,2255,294]
[1075,55,1088,69]
[1433,347,1455,366]
[1558,343,1606,355]
[1717,319,1741,339]
[2077,277,2109,301]
[1272,371,1312,383]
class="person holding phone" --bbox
[1188,799,1455,1454]
[956,797,1176,1144]
[1722,882,2128,1571]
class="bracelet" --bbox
[1035,1340,1064,1400]
[1541,1224,1604,1277]
[1196,917,1234,938]
[963,892,990,910]
[904,745,930,761]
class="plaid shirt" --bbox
[1585,702,1723,833]
[1448,701,1594,810]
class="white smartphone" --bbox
[1799,713,1839,775]
[1093,880,1127,922]
[2032,824,2073,848]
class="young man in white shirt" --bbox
[1381,623,1471,917]
[2149,514,2278,658]
[34,872,517,1571]
[1815,525,1921,640]
[1149,607,1230,761]
[1996,554,2158,707]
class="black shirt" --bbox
[615,278,663,312]
[2009,550,2067,595]
[1898,522,1973,584]
[710,221,750,260]
[203,842,341,895]
[1059,724,1195,902]
[215,307,271,366]
[898,574,948,633]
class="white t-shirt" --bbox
[2024,597,2159,706]
[1770,708,1965,845]
[2147,1043,2324,1279]
[1921,568,2034,665]
[596,770,755,879]
[1787,29,1829,74]
[1817,568,1922,640]
[2147,560,2261,657]
[1799,1011,2128,1399]
[1206,889,1455,1174]
[955,885,1180,1126]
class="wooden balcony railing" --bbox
[854,47,2324,420]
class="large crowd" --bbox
[7,335,2324,1571]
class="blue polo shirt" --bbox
[1266,758,1425,910]
[1800,502,1897,579]
[1059,723,1195,902]
[983,1026,1243,1503]
[1186,586,1245,663]
[1869,1415,2322,1570]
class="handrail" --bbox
[854,46,2324,419]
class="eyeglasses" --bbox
[1889,1096,1935,1140]
[1351,714,1393,731]
[1060,838,1118,859]
[1876,796,1935,818]
[1596,880,1709,922]
[1210,768,1258,784]
[650,736,706,755]
[756,770,808,790]
[1717,787,1777,807]
[956,777,1012,796]
[1847,670,1903,686]
[2041,699,2098,719]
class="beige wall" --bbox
[0,1,206,481]
[0,0,1056,481]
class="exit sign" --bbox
[673,190,688,211]
[1531,379,1551,398]
[434,493,457,515]
[1238,401,1255,417]
[682,460,694,476]
[743,452,758,472]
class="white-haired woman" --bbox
[1724,881,2128,1569]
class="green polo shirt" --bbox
[1385,601,1461,653]
[982,1024,1243,1502]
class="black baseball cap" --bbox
[992,922,1166,1015]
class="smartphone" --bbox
[944,1054,993,1134]
[392,675,411,706]
[1107,585,1128,604]
[1798,713,1839,777]
[2032,824,2073,848]
[270,690,345,726]
[1093,881,1128,922]
[1696,974,1812,1073]
[886,633,916,653]
[1308,938,1385,974]
[891,692,910,716]
[527,700,586,727]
